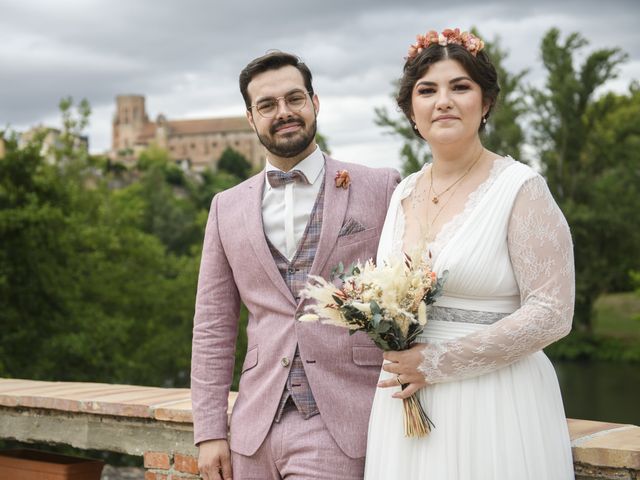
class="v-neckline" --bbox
[399,156,514,258]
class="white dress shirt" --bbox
[262,147,325,260]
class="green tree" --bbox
[0,136,76,378]
[571,86,640,291]
[529,28,631,331]
[189,168,241,211]
[374,97,431,176]
[478,33,528,161]
[529,28,627,201]
[633,271,640,324]
[124,146,203,255]
[0,98,253,388]
[217,147,252,180]
[315,131,331,155]
[0,130,199,386]
[57,96,91,163]
[0,102,220,386]
[375,30,527,176]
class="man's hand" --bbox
[197,439,233,480]
[378,343,428,398]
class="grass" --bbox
[593,292,640,339]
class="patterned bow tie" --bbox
[266,169,310,188]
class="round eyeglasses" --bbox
[249,90,312,118]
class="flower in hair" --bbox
[442,28,463,45]
[425,30,439,45]
[405,28,485,61]
[461,31,484,55]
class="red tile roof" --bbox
[135,116,252,144]
[167,117,252,135]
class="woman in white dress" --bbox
[364,29,575,479]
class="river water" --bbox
[553,360,640,426]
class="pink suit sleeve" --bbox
[191,194,241,444]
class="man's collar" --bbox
[264,147,324,189]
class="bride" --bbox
[364,29,575,479]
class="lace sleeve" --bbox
[418,175,575,383]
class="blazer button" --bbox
[287,266,296,274]
[281,357,290,367]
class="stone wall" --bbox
[0,378,637,479]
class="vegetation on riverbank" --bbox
[546,292,640,362]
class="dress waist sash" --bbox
[415,306,510,342]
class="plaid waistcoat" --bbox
[267,179,325,422]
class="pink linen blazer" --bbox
[191,156,400,458]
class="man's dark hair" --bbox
[397,45,500,138]
[239,51,314,109]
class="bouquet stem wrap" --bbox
[402,385,435,437]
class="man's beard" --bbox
[256,116,317,158]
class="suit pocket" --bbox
[352,346,383,366]
[338,217,366,237]
[241,345,258,373]
[336,226,379,248]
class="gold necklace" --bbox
[425,150,484,239]
[430,149,484,204]
[426,174,466,237]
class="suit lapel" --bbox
[242,174,297,307]
[309,157,349,277]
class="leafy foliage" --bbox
[315,131,331,155]
[475,31,528,161]
[529,28,628,202]
[530,29,636,331]
[217,147,252,180]
[0,99,250,386]
[374,100,432,177]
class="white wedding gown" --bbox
[365,157,575,480]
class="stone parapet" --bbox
[0,378,637,479]
[570,419,640,479]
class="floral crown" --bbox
[406,28,485,61]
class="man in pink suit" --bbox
[191,51,400,480]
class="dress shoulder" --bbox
[392,168,426,202]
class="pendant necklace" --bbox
[430,149,485,204]
[426,149,485,239]
[426,175,465,237]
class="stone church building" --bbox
[110,95,264,171]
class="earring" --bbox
[413,124,418,130]
[482,116,487,124]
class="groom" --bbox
[191,51,400,480]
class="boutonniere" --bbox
[335,170,351,189]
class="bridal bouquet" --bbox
[299,251,446,437]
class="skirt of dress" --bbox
[364,320,575,480]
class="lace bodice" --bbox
[377,157,575,383]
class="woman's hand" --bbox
[378,343,428,398]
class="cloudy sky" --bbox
[2,0,639,171]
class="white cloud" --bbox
[1,0,638,162]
